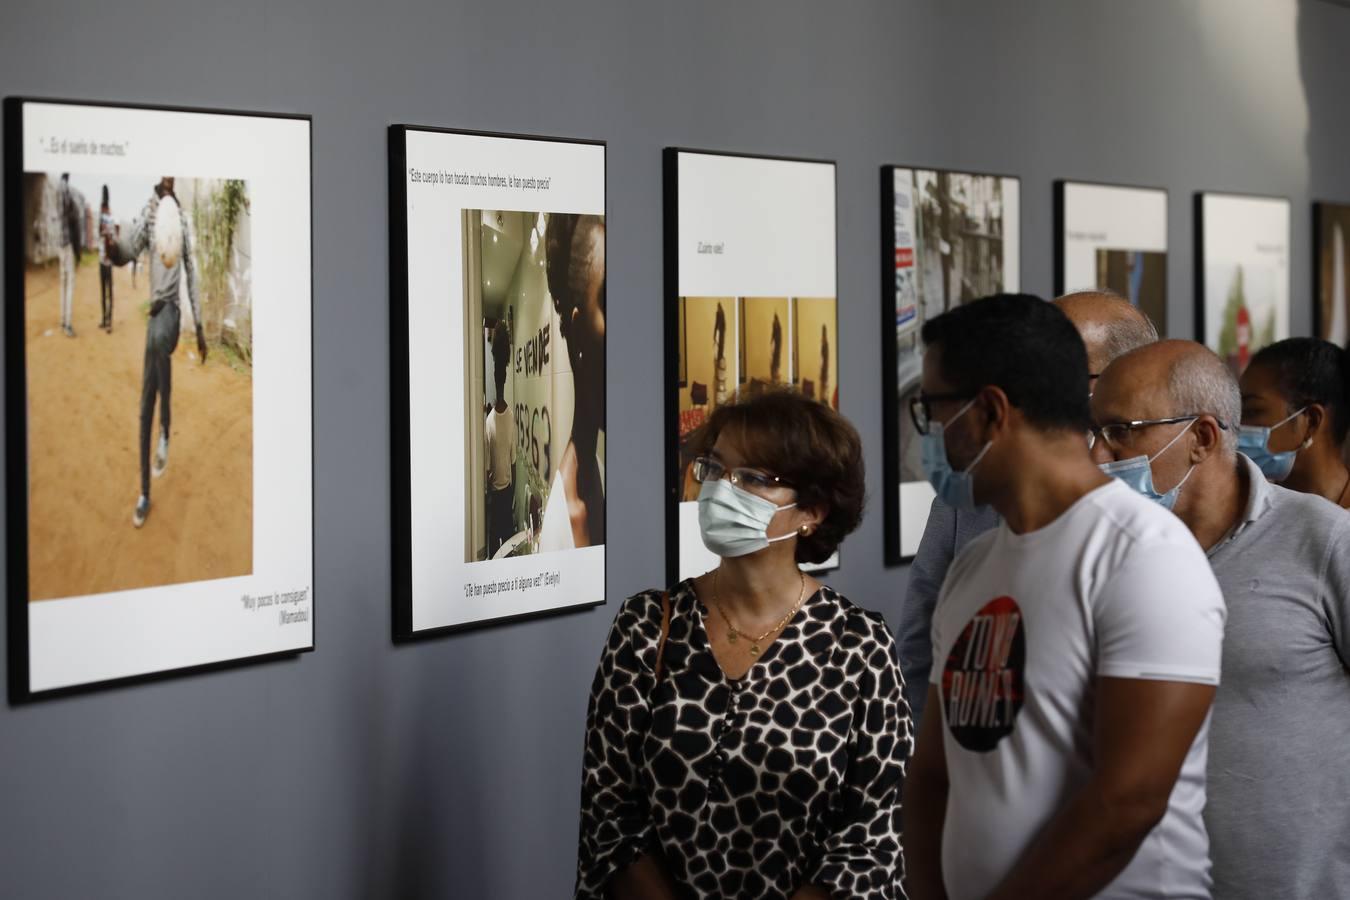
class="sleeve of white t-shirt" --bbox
[1093,540,1226,685]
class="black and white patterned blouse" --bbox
[575,579,913,899]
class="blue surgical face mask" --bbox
[1238,407,1308,483]
[1099,419,1197,511]
[921,397,994,511]
[698,478,798,558]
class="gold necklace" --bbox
[710,569,807,657]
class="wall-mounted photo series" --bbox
[390,127,606,637]
[1314,202,1350,346]
[882,166,1020,564]
[1055,181,1168,333]
[1196,192,1291,376]
[4,98,313,699]
[665,149,838,584]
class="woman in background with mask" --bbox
[574,390,912,900]
[1238,337,1350,509]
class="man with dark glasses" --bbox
[904,295,1222,900]
[899,290,1158,723]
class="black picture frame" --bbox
[1194,190,1292,355]
[5,96,315,702]
[663,147,840,586]
[880,163,1021,567]
[1312,201,1350,343]
[1053,179,1170,334]
[389,124,608,641]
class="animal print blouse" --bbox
[575,579,912,899]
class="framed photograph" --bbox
[390,126,606,638]
[881,165,1020,565]
[1314,202,1350,345]
[664,148,839,585]
[1195,192,1291,376]
[4,97,313,700]
[1055,181,1168,333]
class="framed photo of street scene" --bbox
[882,165,1020,565]
[4,97,314,700]
[389,125,606,638]
[664,148,840,585]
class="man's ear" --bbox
[978,385,1013,439]
[1190,416,1226,462]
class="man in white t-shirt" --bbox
[485,322,516,558]
[902,294,1226,900]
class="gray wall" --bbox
[2,1,1349,897]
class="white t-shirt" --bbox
[930,480,1225,900]
[485,405,515,491]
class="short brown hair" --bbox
[693,390,864,564]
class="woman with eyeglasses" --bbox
[574,390,912,900]
[1238,338,1350,509]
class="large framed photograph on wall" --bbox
[881,165,1020,565]
[1195,192,1291,376]
[1314,202,1350,346]
[4,98,314,700]
[664,149,838,585]
[1055,180,1168,333]
[390,126,606,638]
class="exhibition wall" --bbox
[2,0,1350,897]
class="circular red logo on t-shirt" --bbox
[941,596,1025,753]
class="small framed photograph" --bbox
[1195,192,1291,375]
[1054,180,1168,333]
[389,125,607,637]
[882,165,1020,565]
[664,148,839,583]
[5,97,314,700]
[1313,202,1350,345]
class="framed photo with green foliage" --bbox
[1195,192,1291,376]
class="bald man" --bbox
[1092,341,1350,900]
[899,291,1158,721]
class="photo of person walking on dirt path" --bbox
[57,173,82,337]
[99,184,116,333]
[107,176,208,528]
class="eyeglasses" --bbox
[909,392,975,436]
[1088,414,1229,451]
[691,456,794,496]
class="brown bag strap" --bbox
[653,591,672,684]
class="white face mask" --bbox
[697,479,798,558]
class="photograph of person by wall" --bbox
[461,209,605,563]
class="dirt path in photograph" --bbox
[24,259,253,601]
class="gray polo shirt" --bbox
[1205,453,1350,900]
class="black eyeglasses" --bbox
[691,456,794,497]
[1087,414,1229,451]
[909,392,975,436]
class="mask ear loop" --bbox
[1279,406,1313,451]
[765,501,800,544]
[1147,418,1198,464]
[947,394,994,475]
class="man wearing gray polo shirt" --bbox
[1093,340,1350,900]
